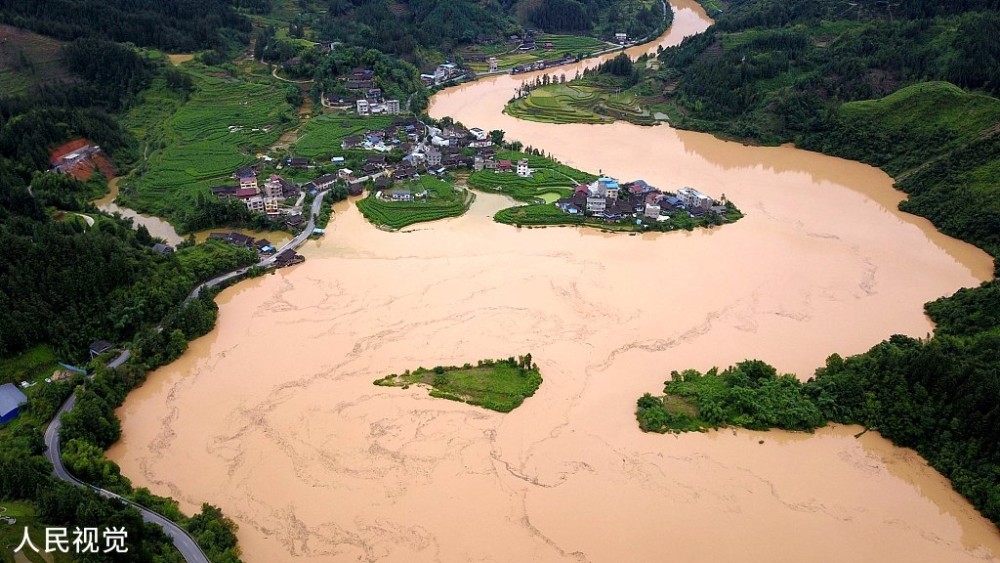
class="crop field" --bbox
[119,70,295,220]
[356,175,473,229]
[494,203,585,226]
[293,114,397,159]
[506,84,608,123]
[467,150,594,202]
[0,24,74,96]
[506,82,657,125]
[469,34,613,73]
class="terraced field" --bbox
[0,24,74,96]
[356,175,473,229]
[467,151,595,202]
[119,70,296,221]
[292,114,397,159]
[506,82,658,125]
[468,34,613,73]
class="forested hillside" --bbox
[0,0,251,52]
[632,0,1000,530]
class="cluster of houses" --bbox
[210,167,300,217]
[421,63,467,86]
[557,179,725,222]
[207,231,304,267]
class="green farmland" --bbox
[356,175,473,229]
[292,113,396,159]
[506,82,658,125]
[466,150,595,202]
[467,34,613,73]
[117,69,296,225]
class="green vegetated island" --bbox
[374,355,542,412]
[624,0,1000,530]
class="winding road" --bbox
[43,351,210,563]
[41,190,328,563]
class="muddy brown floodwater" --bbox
[109,1,999,561]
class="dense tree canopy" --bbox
[0,0,250,51]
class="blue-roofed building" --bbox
[0,383,28,424]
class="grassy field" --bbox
[356,175,472,229]
[374,357,542,412]
[506,82,658,125]
[0,24,74,96]
[468,34,612,73]
[0,345,59,386]
[292,113,397,159]
[118,68,296,222]
[467,150,594,202]
[0,501,76,563]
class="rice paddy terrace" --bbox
[119,69,296,222]
[505,82,660,125]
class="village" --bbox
[556,179,728,223]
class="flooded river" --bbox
[109,1,999,561]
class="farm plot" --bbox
[293,114,397,159]
[121,71,295,220]
[356,175,473,229]
[467,150,594,202]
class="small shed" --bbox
[89,340,113,359]
[0,383,28,423]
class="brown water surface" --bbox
[96,177,185,245]
[109,1,999,561]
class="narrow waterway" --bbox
[109,1,999,562]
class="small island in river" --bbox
[374,355,542,412]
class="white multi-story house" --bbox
[356,99,370,116]
[644,203,661,219]
[586,197,606,214]
[677,187,713,210]
[244,195,265,213]
[385,99,400,114]
[516,158,531,177]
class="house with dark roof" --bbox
[274,249,305,267]
[313,174,338,190]
[89,340,113,359]
[374,175,392,190]
[210,185,239,198]
[0,383,28,424]
[151,243,174,255]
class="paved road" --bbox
[190,189,327,299]
[41,190,328,563]
[43,350,211,563]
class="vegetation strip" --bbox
[374,355,542,413]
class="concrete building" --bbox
[488,57,498,72]
[244,195,265,213]
[385,99,400,115]
[644,203,661,219]
[677,187,713,210]
[426,148,442,167]
[356,99,370,116]
[516,158,531,177]
[586,197,606,214]
[263,176,284,199]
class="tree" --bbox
[489,129,505,145]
